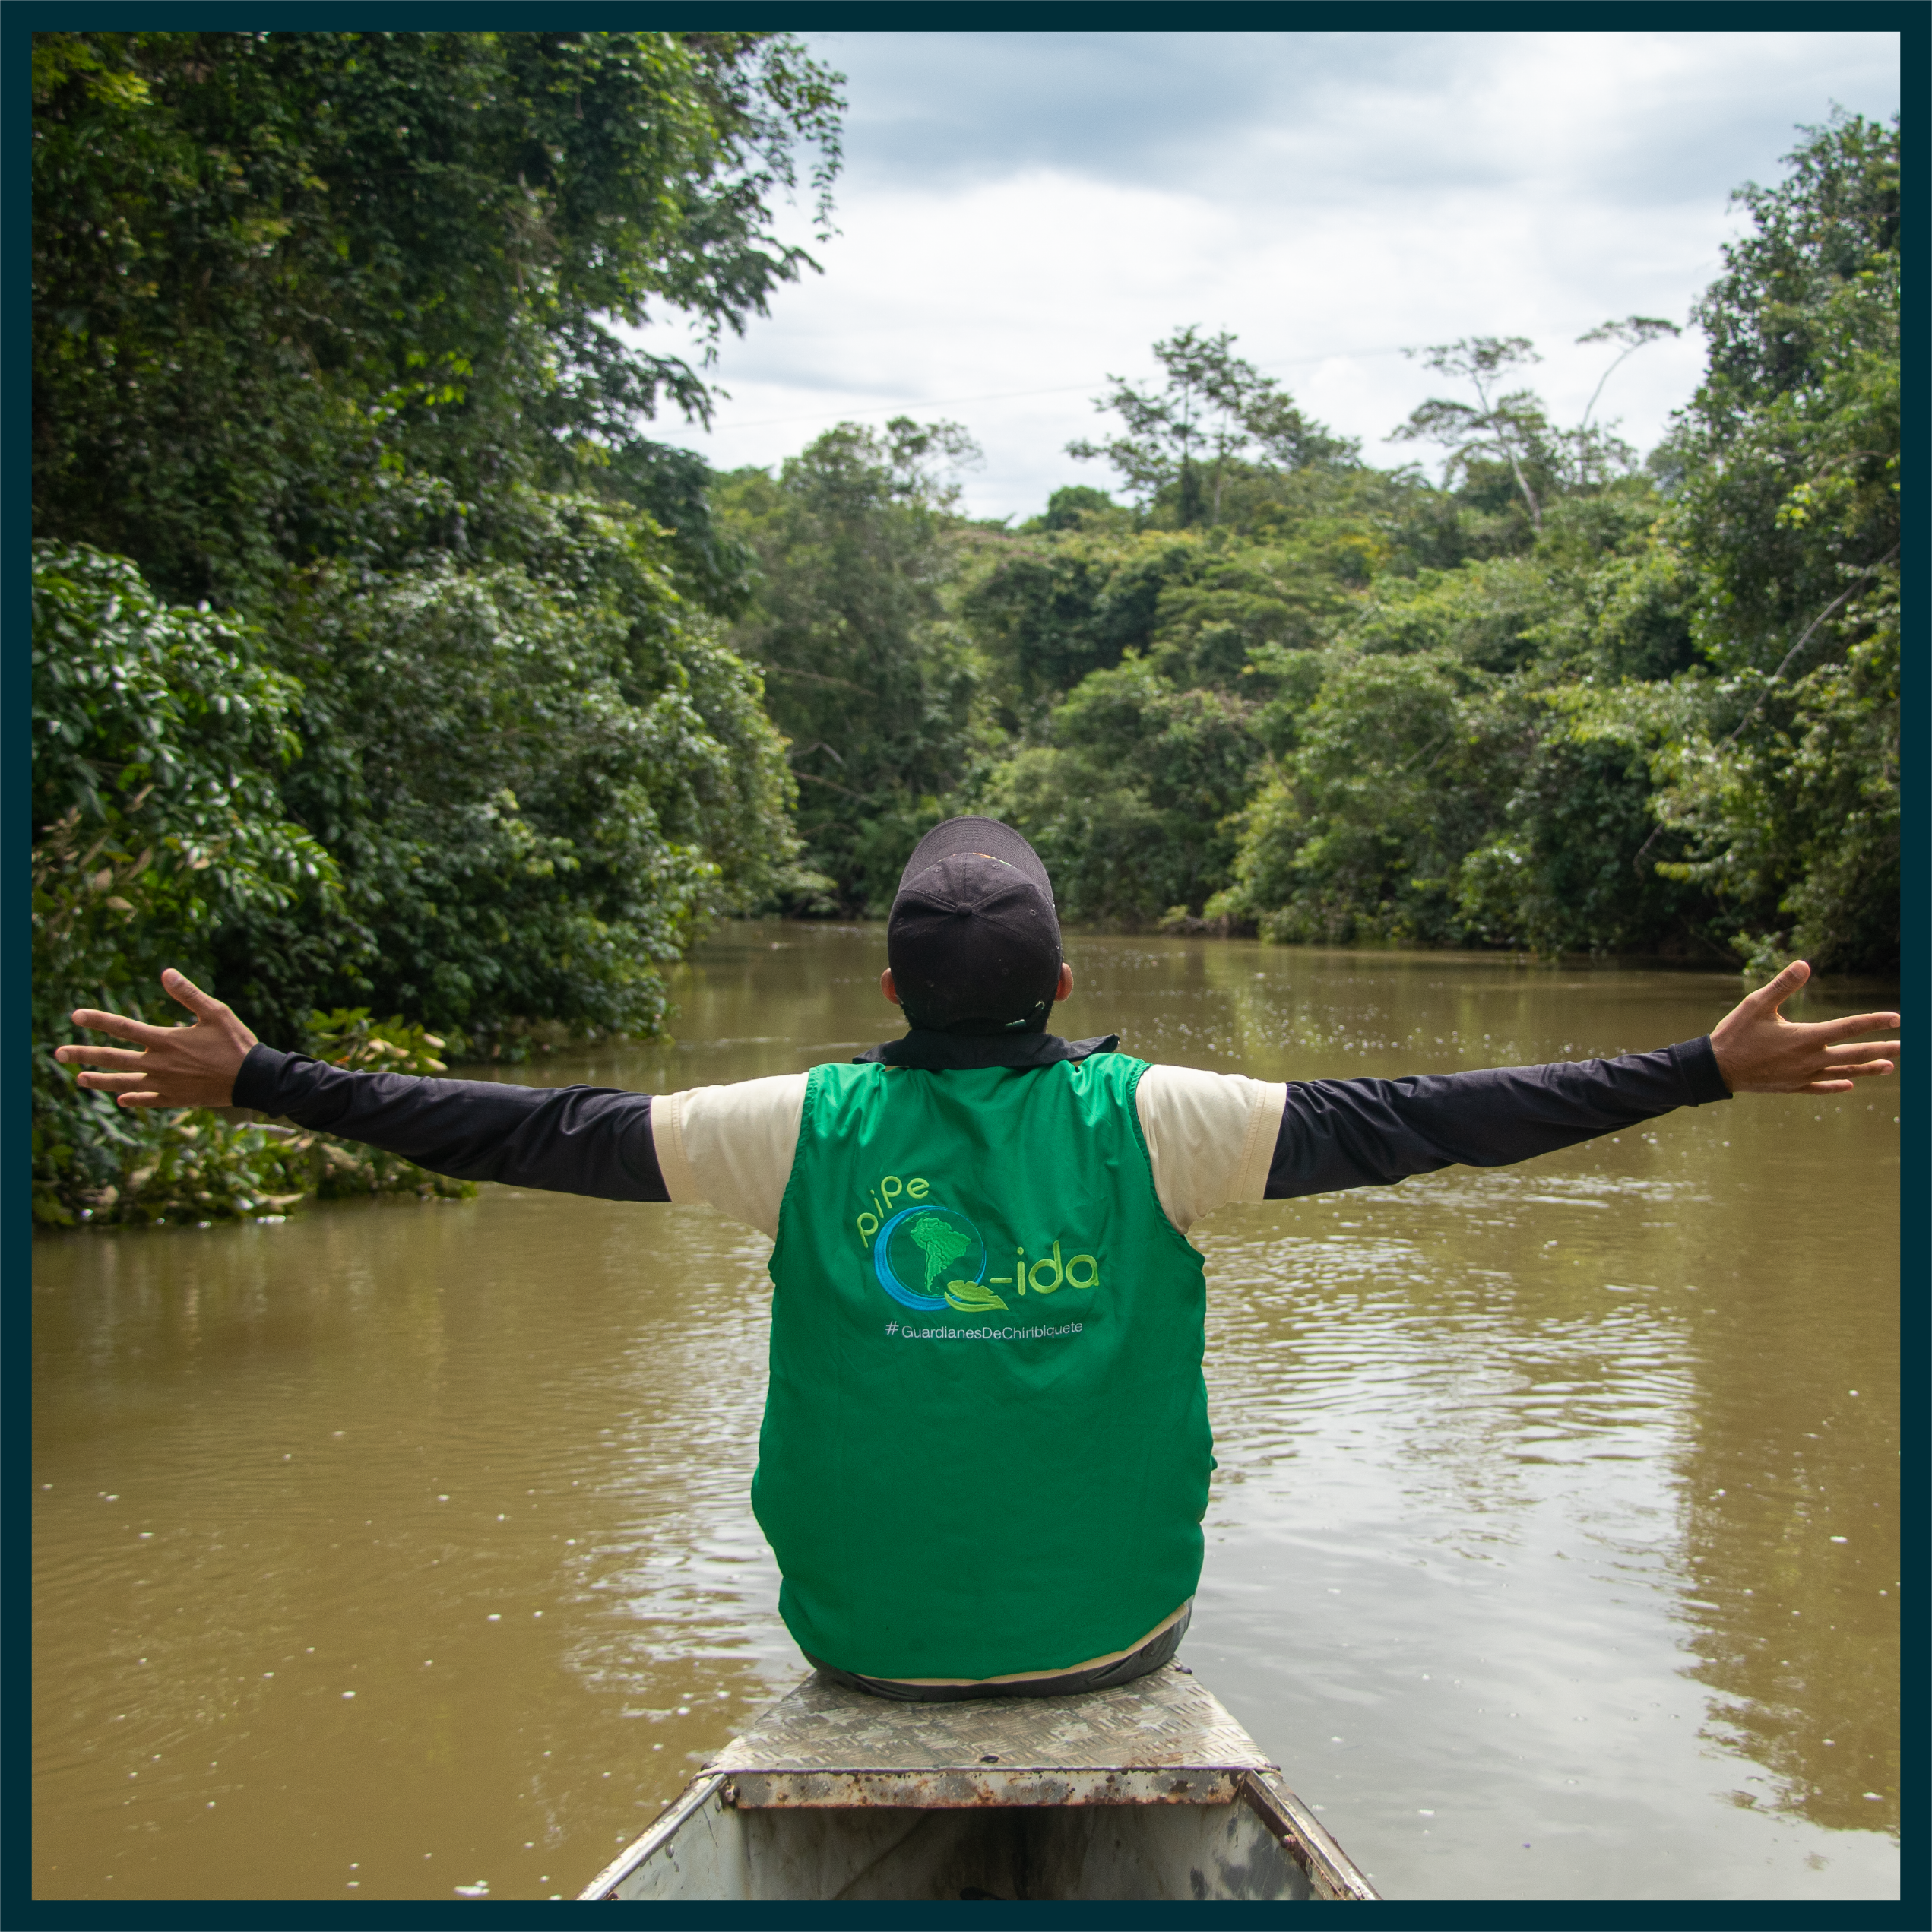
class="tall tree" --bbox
[1647,111,1899,972]
[1068,326,1354,526]
[1395,321,1683,534]
[33,30,844,1220]
[1575,315,1683,433]
[33,29,843,608]
[33,27,840,1041]
[717,419,982,911]
[1393,336,1554,531]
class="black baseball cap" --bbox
[888,818,1063,1035]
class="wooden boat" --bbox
[580,1661,1378,1902]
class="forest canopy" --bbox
[33,28,841,1221]
[717,112,1897,970]
[32,36,1898,1229]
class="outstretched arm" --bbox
[1265,961,1899,1200]
[53,970,669,1201]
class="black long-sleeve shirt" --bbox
[233,1034,1730,1205]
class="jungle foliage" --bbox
[717,114,1897,980]
[711,418,983,910]
[33,28,841,1224]
[33,55,1896,1234]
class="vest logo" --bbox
[873,1205,989,1313]
[867,1196,1101,1316]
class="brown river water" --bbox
[33,924,1900,1902]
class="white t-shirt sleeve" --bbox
[649,1062,1281,1240]
[650,1072,809,1236]
[1135,1064,1285,1234]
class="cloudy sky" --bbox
[637,30,1899,521]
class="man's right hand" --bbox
[1709,960,1901,1095]
[54,969,258,1110]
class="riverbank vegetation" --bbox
[726,114,1896,970]
[33,29,839,1222]
[33,30,1896,1226]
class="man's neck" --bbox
[853,1028,1120,1072]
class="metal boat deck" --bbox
[582,1663,1377,1901]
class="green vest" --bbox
[752,1053,1211,1681]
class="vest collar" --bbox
[853,1029,1120,1071]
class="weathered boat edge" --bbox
[581,1770,731,1902]
[581,1766,1378,1902]
[578,1668,1381,1902]
[721,1765,1252,1808]
[1243,1769,1379,1902]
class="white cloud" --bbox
[634,29,1898,521]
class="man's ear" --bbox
[1054,962,1074,1002]
[880,968,902,1007]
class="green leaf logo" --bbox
[944,1279,1009,1313]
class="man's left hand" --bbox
[53,969,258,1109]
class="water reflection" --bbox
[33,925,1897,1899]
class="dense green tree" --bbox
[32,544,336,1220]
[961,532,1195,720]
[716,419,982,911]
[33,29,841,607]
[1455,719,1710,958]
[1030,485,1129,534]
[33,30,841,1221]
[33,27,836,1025]
[971,125,1893,974]
[1211,478,1720,958]
[1644,112,1900,972]
[986,660,1263,924]
[1213,649,1516,945]
[1183,112,1898,977]
[230,489,797,1047]
[960,463,1415,728]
